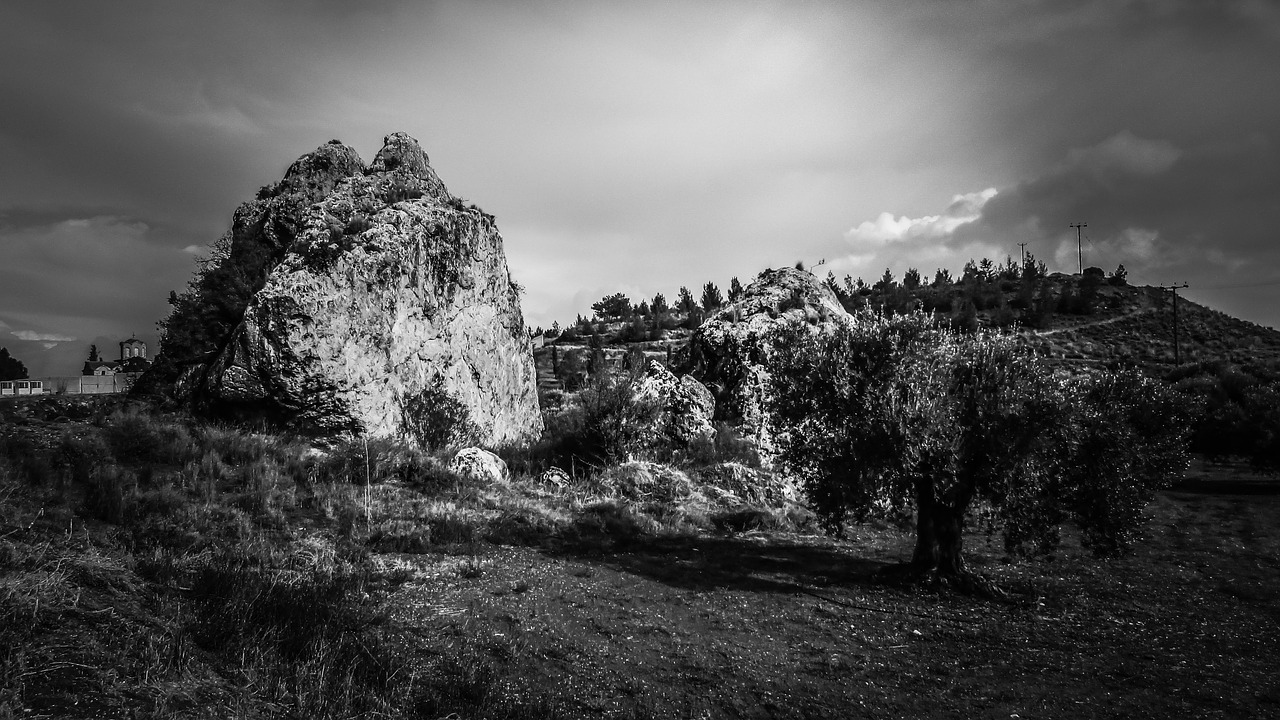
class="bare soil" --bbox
[389,461,1280,719]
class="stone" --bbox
[540,466,570,487]
[696,462,799,506]
[449,447,509,485]
[180,132,542,447]
[681,267,853,464]
[600,461,696,504]
[632,360,716,446]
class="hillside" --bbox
[535,270,1280,407]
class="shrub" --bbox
[102,410,195,465]
[81,465,136,524]
[540,373,660,472]
[400,384,477,451]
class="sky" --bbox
[2,0,1279,377]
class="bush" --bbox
[102,410,196,465]
[400,384,477,451]
[539,373,660,473]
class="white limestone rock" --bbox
[632,360,716,447]
[449,447,509,485]
[196,132,542,447]
[682,267,853,464]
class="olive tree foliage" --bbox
[766,311,1188,592]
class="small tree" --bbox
[701,282,724,313]
[0,347,28,381]
[88,344,100,362]
[767,312,1188,595]
[651,293,669,315]
[728,277,744,302]
[592,293,632,321]
[903,268,922,290]
[873,268,896,292]
[677,286,698,315]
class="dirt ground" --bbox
[386,460,1280,719]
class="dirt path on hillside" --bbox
[1033,307,1156,337]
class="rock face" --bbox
[186,132,542,447]
[681,267,852,462]
[632,360,716,447]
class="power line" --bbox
[1194,278,1280,291]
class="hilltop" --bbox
[534,266,1280,408]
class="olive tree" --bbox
[766,311,1187,595]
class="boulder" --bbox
[696,462,799,506]
[177,132,542,447]
[600,461,696,504]
[449,447,509,485]
[632,360,715,447]
[681,267,852,464]
[540,466,570,487]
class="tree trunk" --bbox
[910,487,967,576]
[882,484,1005,599]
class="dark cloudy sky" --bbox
[2,1,1278,377]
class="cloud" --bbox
[834,129,1280,308]
[10,330,77,342]
[1061,130,1181,178]
[844,189,997,246]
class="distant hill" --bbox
[535,268,1280,403]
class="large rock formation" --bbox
[176,132,542,447]
[681,267,852,462]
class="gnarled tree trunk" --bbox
[881,481,1006,600]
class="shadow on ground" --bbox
[550,534,891,597]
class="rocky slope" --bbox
[180,133,541,447]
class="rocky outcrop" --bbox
[632,360,716,447]
[681,267,852,463]
[183,132,542,447]
[135,140,369,400]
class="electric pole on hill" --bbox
[1159,283,1190,364]
[1069,223,1087,274]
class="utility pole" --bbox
[1017,242,1029,267]
[1069,223,1087,274]
[1159,283,1190,364]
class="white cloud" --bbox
[844,188,997,246]
[11,330,77,343]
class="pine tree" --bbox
[701,282,724,312]
[678,286,697,315]
[728,277,744,302]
